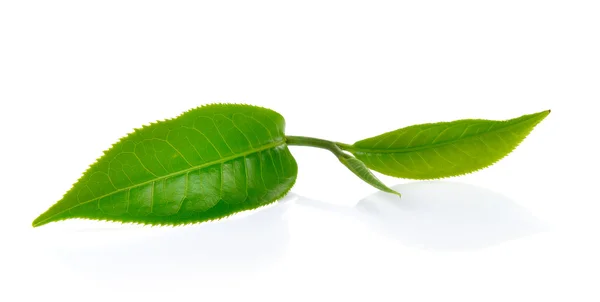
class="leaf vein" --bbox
[34,140,285,226]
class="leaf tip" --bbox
[539,109,551,117]
[31,215,46,228]
[535,109,551,123]
[384,188,402,198]
[32,208,56,228]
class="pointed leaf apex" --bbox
[32,213,49,227]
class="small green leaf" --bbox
[339,110,550,180]
[338,153,401,197]
[33,104,298,227]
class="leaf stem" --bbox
[286,136,401,197]
[285,136,347,157]
[335,142,354,151]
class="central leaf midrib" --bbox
[347,117,534,154]
[41,139,285,223]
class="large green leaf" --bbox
[339,110,549,179]
[32,104,298,227]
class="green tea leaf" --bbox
[339,110,549,180]
[33,104,298,227]
[337,153,401,197]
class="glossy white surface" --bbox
[1,1,599,301]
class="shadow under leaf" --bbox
[49,194,296,283]
[298,181,545,250]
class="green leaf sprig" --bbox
[32,104,549,227]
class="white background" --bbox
[1,1,599,301]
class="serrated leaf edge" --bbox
[32,103,285,227]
